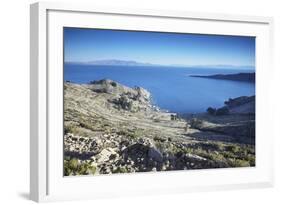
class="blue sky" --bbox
[64,27,255,68]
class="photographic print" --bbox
[63,28,255,176]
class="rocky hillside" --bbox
[183,95,255,145]
[64,79,255,176]
[225,96,255,114]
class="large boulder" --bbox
[148,147,163,162]
[122,138,163,171]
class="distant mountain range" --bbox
[68,59,155,66]
[65,59,254,70]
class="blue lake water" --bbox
[64,64,255,114]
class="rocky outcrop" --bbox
[89,79,150,101]
[89,79,131,94]
[88,79,152,112]
[225,96,255,114]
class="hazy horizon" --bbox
[64,59,255,70]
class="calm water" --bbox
[64,64,255,114]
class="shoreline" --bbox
[64,79,255,115]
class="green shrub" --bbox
[153,136,166,142]
[208,152,226,162]
[170,114,180,121]
[225,144,240,153]
[112,167,128,173]
[64,158,97,176]
[246,155,255,166]
[229,159,250,167]
[64,124,78,134]
[222,151,236,159]
[110,82,117,87]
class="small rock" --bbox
[96,148,118,163]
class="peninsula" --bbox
[190,72,255,83]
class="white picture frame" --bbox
[30,2,274,202]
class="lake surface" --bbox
[64,64,255,114]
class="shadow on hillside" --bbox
[64,151,94,160]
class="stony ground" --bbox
[63,79,255,176]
